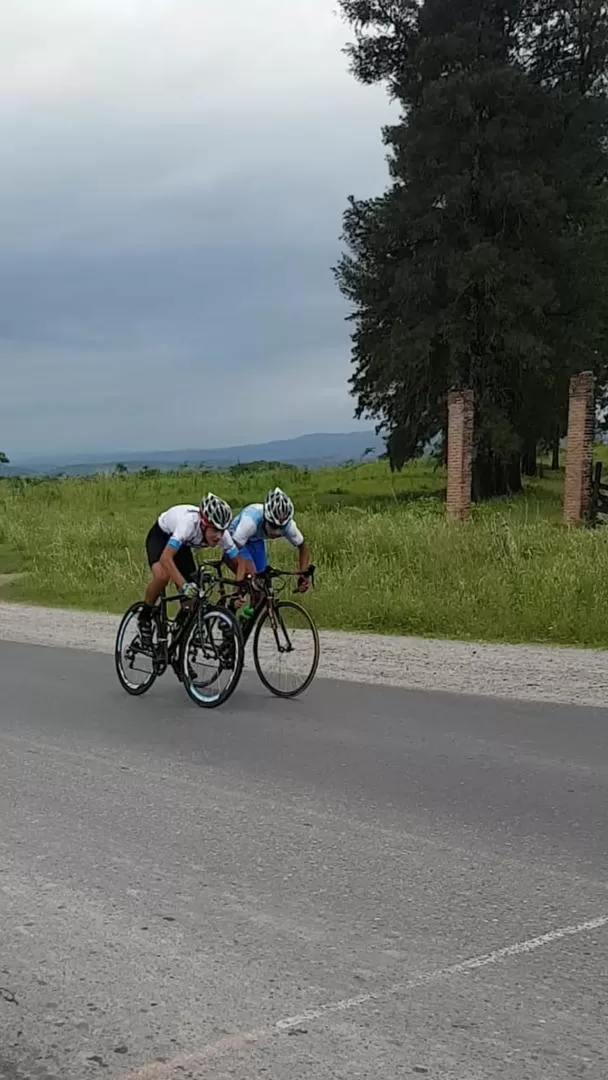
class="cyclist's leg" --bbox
[139,526,168,646]
[175,545,197,582]
[144,563,169,605]
[143,525,170,599]
[240,540,266,610]
[140,528,195,644]
[171,547,197,630]
[249,538,268,575]
[225,545,262,609]
[222,552,240,574]
[223,548,256,579]
[144,529,196,600]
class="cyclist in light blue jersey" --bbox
[225,487,311,594]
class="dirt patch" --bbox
[0,574,23,587]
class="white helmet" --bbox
[200,492,232,530]
[264,487,294,527]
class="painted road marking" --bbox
[122,912,608,1078]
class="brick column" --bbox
[564,370,595,525]
[446,388,474,521]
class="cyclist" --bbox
[139,492,239,646]
[225,487,311,594]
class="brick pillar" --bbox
[564,370,595,525]
[446,388,474,521]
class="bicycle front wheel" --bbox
[253,600,320,698]
[114,602,158,696]
[179,605,244,709]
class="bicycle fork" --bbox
[266,601,294,655]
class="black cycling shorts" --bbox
[145,522,197,580]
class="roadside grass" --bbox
[1,457,607,647]
[0,542,24,575]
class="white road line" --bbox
[122,913,608,1078]
[121,1032,261,1079]
[275,913,608,1030]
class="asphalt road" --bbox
[1,641,607,1080]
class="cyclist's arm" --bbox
[297,540,311,574]
[234,556,254,582]
[284,521,310,574]
[224,516,259,581]
[159,537,189,591]
[219,531,250,581]
[230,513,257,551]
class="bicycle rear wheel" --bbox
[252,600,320,698]
[114,602,158,696]
[179,605,244,708]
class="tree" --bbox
[0,452,8,465]
[335,0,608,498]
[525,1,608,465]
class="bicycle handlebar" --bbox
[262,564,316,591]
[197,561,316,591]
[263,562,315,579]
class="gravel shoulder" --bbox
[1,599,607,707]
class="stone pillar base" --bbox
[564,371,595,525]
[446,389,474,521]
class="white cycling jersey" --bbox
[157,505,238,556]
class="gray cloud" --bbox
[0,1,392,457]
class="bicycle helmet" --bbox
[200,492,232,530]
[264,487,294,527]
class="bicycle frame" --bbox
[147,592,191,675]
[149,562,224,674]
[200,561,316,647]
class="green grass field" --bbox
[1,457,607,647]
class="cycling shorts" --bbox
[238,537,267,574]
[145,522,197,579]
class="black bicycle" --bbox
[114,566,244,709]
[202,561,320,699]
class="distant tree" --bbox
[228,460,287,476]
[114,462,127,475]
[0,451,8,464]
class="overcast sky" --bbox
[0,1,391,459]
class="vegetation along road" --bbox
[2,458,608,648]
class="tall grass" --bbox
[1,460,607,646]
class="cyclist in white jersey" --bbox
[139,492,240,645]
[224,487,311,593]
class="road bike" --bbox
[201,561,320,699]
[114,565,244,709]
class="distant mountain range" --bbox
[1,430,387,477]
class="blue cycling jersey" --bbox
[229,504,304,549]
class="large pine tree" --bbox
[335,0,608,498]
